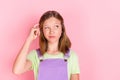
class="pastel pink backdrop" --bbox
[0,0,120,80]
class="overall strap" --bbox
[36,48,44,61]
[36,48,71,62]
[64,49,70,62]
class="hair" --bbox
[39,10,71,55]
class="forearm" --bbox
[12,38,31,74]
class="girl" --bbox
[13,10,80,80]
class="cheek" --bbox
[57,29,62,37]
[43,30,48,38]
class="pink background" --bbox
[0,0,120,80]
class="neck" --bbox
[47,41,59,54]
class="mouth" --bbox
[49,36,56,38]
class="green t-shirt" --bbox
[27,49,80,80]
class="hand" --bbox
[27,24,40,42]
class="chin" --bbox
[47,39,58,44]
[48,41,56,44]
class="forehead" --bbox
[43,17,61,25]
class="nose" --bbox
[49,28,54,34]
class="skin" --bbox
[43,17,62,54]
[12,17,79,80]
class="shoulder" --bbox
[68,49,80,64]
[27,49,38,61]
[69,49,79,59]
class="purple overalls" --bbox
[36,48,70,80]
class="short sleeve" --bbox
[70,50,80,74]
[27,50,39,80]
[27,50,37,70]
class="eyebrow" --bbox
[43,23,61,26]
[43,25,48,26]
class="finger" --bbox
[33,23,39,28]
[34,29,40,36]
[37,29,40,36]
[33,29,38,35]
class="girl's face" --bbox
[43,17,62,43]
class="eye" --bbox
[44,26,49,29]
[55,25,59,28]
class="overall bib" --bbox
[36,48,70,80]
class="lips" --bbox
[49,36,56,38]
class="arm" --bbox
[70,74,80,80]
[12,24,40,75]
[12,38,32,74]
